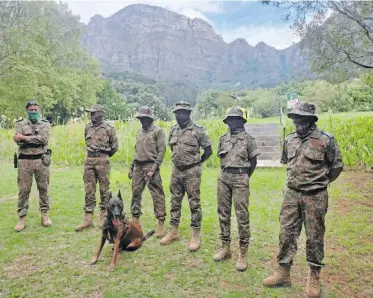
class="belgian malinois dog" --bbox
[90,190,154,271]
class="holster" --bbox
[14,152,18,169]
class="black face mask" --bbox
[91,112,104,126]
[225,117,245,133]
[139,117,153,130]
[292,116,316,137]
[175,111,191,128]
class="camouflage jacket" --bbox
[281,127,343,192]
[85,121,118,156]
[169,120,211,169]
[218,131,260,169]
[132,124,166,171]
[15,118,51,155]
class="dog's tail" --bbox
[142,230,155,241]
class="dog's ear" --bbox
[117,190,122,201]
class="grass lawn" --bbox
[0,163,372,298]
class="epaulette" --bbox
[106,122,114,128]
[15,118,23,122]
[321,130,334,139]
[85,122,93,127]
[194,123,203,129]
[286,132,296,137]
[41,119,49,122]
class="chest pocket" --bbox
[304,148,324,161]
[22,126,33,136]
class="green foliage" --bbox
[97,82,128,120]
[111,80,172,120]
[0,1,103,123]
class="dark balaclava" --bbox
[139,117,153,130]
[91,111,104,127]
[292,116,317,138]
[225,116,245,134]
[175,110,191,129]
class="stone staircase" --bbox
[244,123,282,167]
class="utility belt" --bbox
[134,160,155,168]
[87,151,109,158]
[18,154,43,160]
[175,162,200,171]
[223,167,250,174]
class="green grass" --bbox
[0,163,372,297]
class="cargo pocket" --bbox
[42,154,51,167]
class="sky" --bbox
[64,0,300,49]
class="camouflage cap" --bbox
[86,104,104,113]
[288,102,318,121]
[223,107,247,123]
[172,101,193,112]
[135,106,154,119]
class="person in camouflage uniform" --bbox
[13,101,52,232]
[213,107,260,271]
[128,106,166,238]
[75,104,118,231]
[160,101,212,251]
[263,102,343,297]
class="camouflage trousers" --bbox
[131,165,166,220]
[277,187,328,268]
[83,157,111,213]
[217,171,250,248]
[169,165,202,229]
[17,159,50,217]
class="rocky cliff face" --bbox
[82,4,309,88]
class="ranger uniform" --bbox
[213,107,260,271]
[75,104,118,231]
[264,102,343,297]
[14,101,52,231]
[160,102,212,251]
[129,106,166,238]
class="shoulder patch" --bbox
[321,130,334,139]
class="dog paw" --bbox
[90,259,97,265]
[109,264,115,272]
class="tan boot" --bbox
[15,216,26,232]
[154,219,165,238]
[75,213,94,231]
[236,247,248,271]
[98,209,106,229]
[306,266,321,297]
[41,211,52,227]
[213,243,231,261]
[160,225,180,245]
[263,266,292,287]
[189,228,201,252]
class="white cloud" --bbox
[217,24,301,49]
[64,0,220,24]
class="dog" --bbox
[90,190,154,271]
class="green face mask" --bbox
[27,111,40,123]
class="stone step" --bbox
[257,160,282,168]
[258,152,282,160]
[258,146,281,153]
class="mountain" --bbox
[82,4,309,103]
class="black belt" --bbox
[18,154,43,160]
[87,151,109,157]
[223,167,249,174]
[175,162,200,171]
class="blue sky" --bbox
[65,1,300,49]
